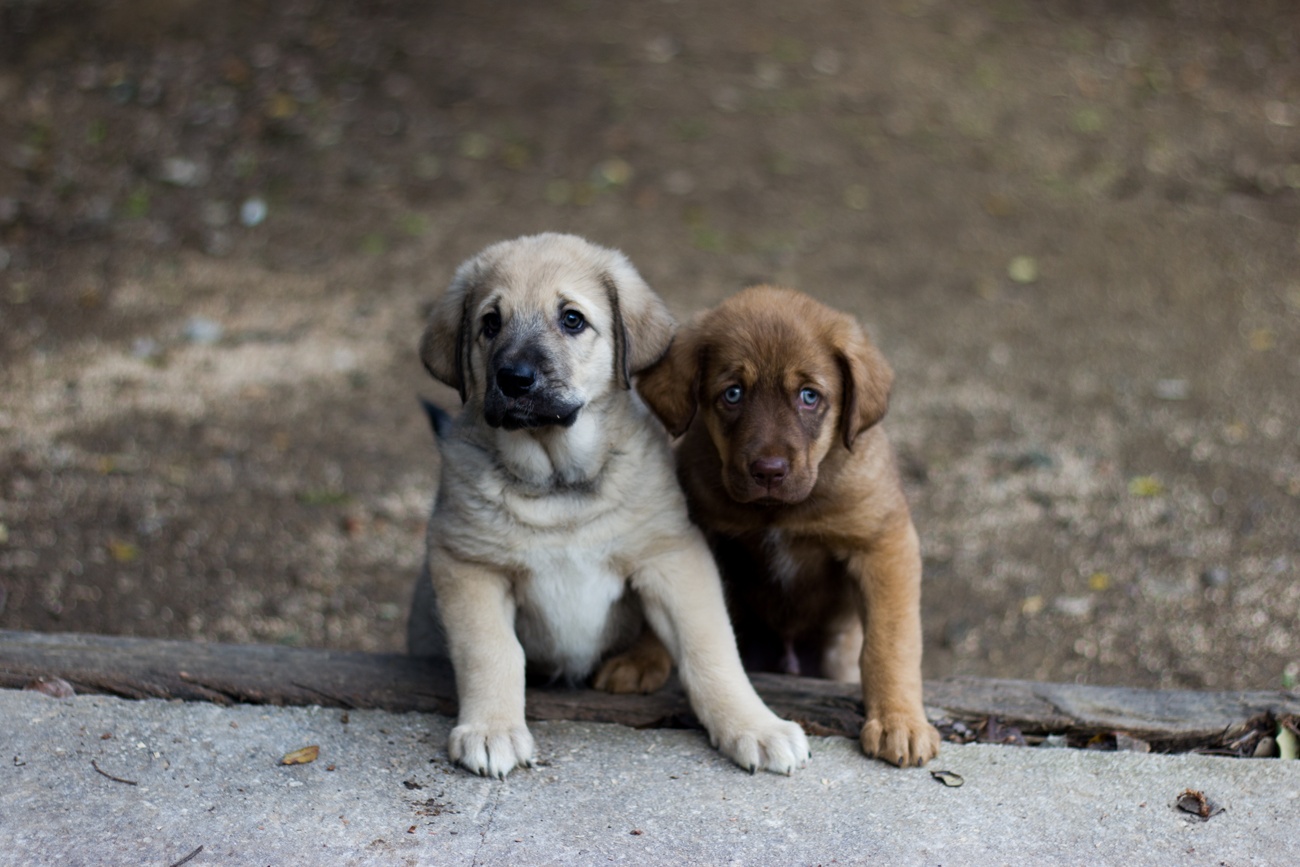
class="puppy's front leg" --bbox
[634,534,810,775]
[849,517,941,767]
[430,554,534,779]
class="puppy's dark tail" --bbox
[420,397,454,441]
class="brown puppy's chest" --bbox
[713,528,856,676]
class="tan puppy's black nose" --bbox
[496,364,537,397]
[750,457,789,488]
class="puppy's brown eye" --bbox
[482,311,501,339]
[799,388,819,407]
[561,310,586,334]
[722,385,744,405]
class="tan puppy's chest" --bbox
[513,546,637,681]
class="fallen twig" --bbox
[90,759,137,786]
[167,845,204,867]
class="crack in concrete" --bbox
[470,782,505,867]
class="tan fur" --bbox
[633,285,940,768]
[409,237,810,778]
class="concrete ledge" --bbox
[2,689,1299,866]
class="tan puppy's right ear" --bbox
[636,329,701,437]
[419,261,485,404]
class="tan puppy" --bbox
[635,286,940,768]
[409,235,810,779]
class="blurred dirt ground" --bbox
[1,0,1297,691]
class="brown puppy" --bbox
[634,285,940,768]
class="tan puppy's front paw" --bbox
[592,642,673,694]
[714,716,811,776]
[449,723,535,779]
[860,712,940,768]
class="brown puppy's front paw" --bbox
[860,712,941,768]
[592,642,673,694]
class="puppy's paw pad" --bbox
[860,714,940,768]
[449,723,536,779]
[592,649,672,695]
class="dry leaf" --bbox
[1175,788,1223,821]
[280,745,320,765]
[24,676,75,698]
[1127,476,1164,497]
[1007,255,1039,284]
[930,770,964,787]
[107,539,139,563]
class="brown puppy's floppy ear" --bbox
[600,257,676,389]
[835,319,894,450]
[419,260,486,404]
[635,329,702,437]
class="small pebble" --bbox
[1053,596,1093,618]
[240,197,268,227]
[183,317,223,345]
[1155,379,1190,400]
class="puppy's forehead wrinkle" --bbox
[710,338,833,392]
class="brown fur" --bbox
[633,285,940,767]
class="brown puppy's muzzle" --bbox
[749,456,789,489]
[725,445,817,505]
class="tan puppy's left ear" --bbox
[835,319,894,450]
[420,256,489,403]
[601,261,676,389]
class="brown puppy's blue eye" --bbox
[561,310,586,334]
[723,386,744,405]
[482,311,501,339]
[799,388,819,407]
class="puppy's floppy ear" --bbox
[601,258,676,389]
[835,319,894,450]
[636,328,702,437]
[419,259,485,404]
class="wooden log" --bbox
[2,630,1297,749]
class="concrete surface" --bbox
[2,690,1296,866]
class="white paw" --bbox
[713,716,811,776]
[448,722,535,779]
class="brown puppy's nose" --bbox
[750,457,789,488]
[496,364,536,398]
